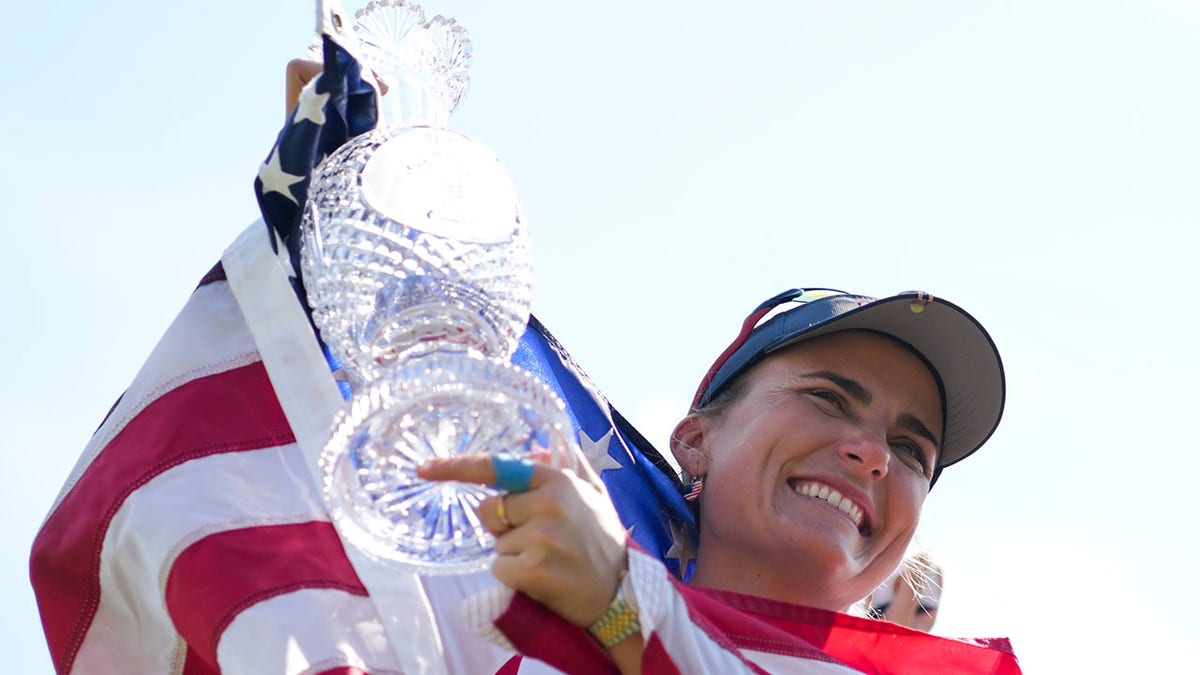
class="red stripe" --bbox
[494,591,615,674]
[640,634,683,675]
[676,584,844,665]
[197,262,227,288]
[166,521,366,671]
[495,656,522,674]
[315,669,368,675]
[30,361,294,673]
[687,585,1021,673]
[181,644,220,675]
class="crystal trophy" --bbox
[301,0,575,573]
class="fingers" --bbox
[417,454,550,493]
[489,525,623,628]
[475,494,513,535]
[473,476,565,537]
[285,59,323,116]
[285,56,393,119]
[371,70,390,96]
[417,452,627,628]
[494,494,513,530]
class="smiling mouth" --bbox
[788,480,869,535]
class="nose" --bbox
[838,436,890,480]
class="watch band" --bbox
[586,572,641,649]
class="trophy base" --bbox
[321,352,572,574]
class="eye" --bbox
[890,438,932,475]
[806,388,850,415]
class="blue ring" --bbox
[491,454,536,493]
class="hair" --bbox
[678,374,751,526]
[855,551,943,621]
[692,375,747,419]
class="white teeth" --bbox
[792,481,865,529]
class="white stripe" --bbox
[73,444,331,674]
[44,279,260,522]
[221,221,345,484]
[513,661,567,674]
[626,548,760,674]
[626,549,867,673]
[461,586,517,653]
[218,589,402,675]
[422,574,519,674]
[223,220,444,674]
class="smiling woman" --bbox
[678,330,945,612]
[422,287,1020,674]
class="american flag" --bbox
[29,4,698,673]
[30,3,1021,673]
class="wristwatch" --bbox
[586,571,641,649]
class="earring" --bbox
[683,474,705,502]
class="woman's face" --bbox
[676,330,943,611]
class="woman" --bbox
[869,552,944,632]
[421,288,1018,673]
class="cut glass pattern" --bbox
[301,1,573,572]
[322,354,572,572]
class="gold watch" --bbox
[586,574,641,649]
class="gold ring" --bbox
[496,495,513,529]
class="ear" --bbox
[669,414,710,477]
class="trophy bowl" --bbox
[320,353,574,572]
[301,124,533,383]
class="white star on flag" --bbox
[579,429,622,473]
[293,77,331,126]
[664,518,697,573]
[258,147,305,205]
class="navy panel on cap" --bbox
[695,290,1005,475]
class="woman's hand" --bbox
[283,58,389,117]
[418,453,630,629]
[285,59,323,116]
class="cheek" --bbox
[885,477,929,537]
[700,442,765,521]
[704,452,753,509]
[703,420,758,476]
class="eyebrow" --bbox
[808,371,872,405]
[806,371,942,449]
[897,413,941,450]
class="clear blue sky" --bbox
[4,1,1198,671]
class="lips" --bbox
[788,479,871,535]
